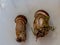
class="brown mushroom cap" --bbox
[35,10,49,18]
[15,15,27,24]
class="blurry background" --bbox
[0,0,60,45]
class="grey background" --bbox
[0,0,60,45]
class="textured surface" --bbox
[0,0,60,45]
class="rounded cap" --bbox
[15,15,27,24]
[35,10,49,18]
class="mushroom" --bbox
[15,15,27,42]
[33,10,52,39]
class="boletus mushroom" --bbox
[15,15,27,42]
[33,10,54,39]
